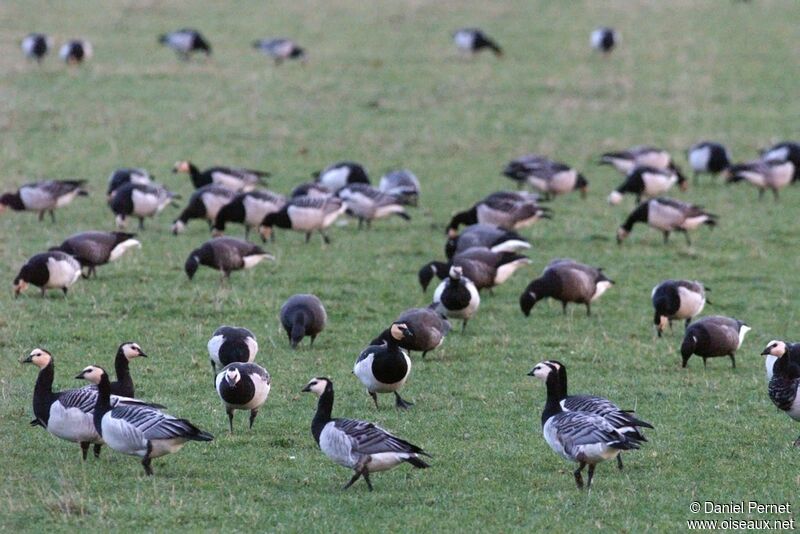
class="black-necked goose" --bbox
[528,362,642,489]
[107,168,153,198]
[158,29,211,59]
[314,161,370,191]
[762,141,800,182]
[301,377,430,490]
[687,141,731,183]
[173,160,269,192]
[765,350,800,446]
[727,159,794,200]
[600,145,675,175]
[379,170,421,206]
[337,183,410,229]
[172,185,236,234]
[212,190,286,241]
[506,157,588,200]
[445,223,530,260]
[371,306,451,358]
[184,237,274,281]
[77,366,213,475]
[291,181,332,199]
[59,40,92,64]
[259,195,345,244]
[651,279,706,337]
[419,246,530,292]
[215,362,271,432]
[354,323,415,409]
[108,342,148,398]
[279,294,327,349]
[761,341,800,382]
[590,27,619,54]
[531,360,652,470]
[607,166,686,205]
[110,182,177,230]
[208,326,258,375]
[446,191,550,235]
[432,265,480,332]
[253,38,305,64]
[21,33,51,63]
[453,28,502,57]
[617,197,717,245]
[13,251,81,298]
[52,231,141,278]
[680,315,750,369]
[0,180,88,222]
[520,259,613,317]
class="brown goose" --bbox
[680,316,750,369]
[51,231,141,278]
[370,306,451,358]
[184,237,274,281]
[520,259,613,317]
[279,294,328,349]
[418,247,530,292]
[446,191,550,236]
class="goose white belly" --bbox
[45,257,81,289]
[641,172,676,196]
[637,152,670,169]
[287,205,324,231]
[787,393,800,421]
[490,239,530,254]
[149,437,190,458]
[243,196,282,227]
[54,189,81,207]
[527,176,549,192]
[319,168,349,190]
[109,239,141,262]
[353,353,410,392]
[373,204,405,219]
[364,452,410,472]
[242,254,270,269]
[605,158,635,174]
[202,193,233,221]
[454,31,475,51]
[241,379,271,410]
[689,146,711,172]
[47,402,101,443]
[739,171,766,188]
[680,215,711,230]
[549,171,577,194]
[591,280,613,302]
[131,189,161,216]
[675,287,705,319]
[768,163,793,189]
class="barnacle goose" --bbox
[184,237,274,281]
[503,155,588,199]
[680,315,750,369]
[419,246,530,293]
[13,251,81,298]
[453,28,502,57]
[727,159,794,200]
[77,366,213,475]
[687,141,731,183]
[212,190,287,241]
[314,161,370,190]
[259,195,346,244]
[253,38,305,64]
[616,197,716,245]
[0,180,88,222]
[21,33,51,63]
[107,168,153,198]
[291,181,332,199]
[208,326,258,375]
[172,185,236,234]
[379,169,421,206]
[215,363,271,432]
[761,341,800,382]
[445,224,530,260]
[51,231,140,278]
[173,160,269,192]
[280,294,327,349]
[446,191,550,236]
[59,40,92,65]
[590,27,618,54]
[433,265,480,332]
[158,29,211,60]
[106,342,148,398]
[110,182,177,230]
[607,166,687,205]
[520,259,613,317]
[600,145,677,175]
[762,141,800,182]
[530,360,652,470]
[301,377,430,490]
[529,361,642,489]
[651,280,707,337]
[354,323,415,409]
[765,349,800,446]
[370,306,451,358]
[337,183,410,228]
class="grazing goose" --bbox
[173,160,270,192]
[259,195,345,244]
[651,279,707,337]
[291,181,332,199]
[445,223,530,260]
[314,161,370,191]
[528,361,642,489]
[762,141,800,182]
[172,185,236,234]
[530,360,652,470]
[252,38,305,64]
[212,190,287,241]
[52,231,141,278]
[301,377,430,490]
[107,168,153,198]
[687,141,731,183]
[59,40,92,64]
[370,306,451,358]
[600,146,676,175]
[433,266,480,332]
[419,247,530,292]
[0,180,88,222]
[680,315,750,369]
[208,326,258,375]
[110,182,177,230]
[727,159,794,200]
[185,237,274,281]
[354,323,415,409]
[616,197,717,245]
[607,166,687,205]
[215,363,271,432]
[761,340,800,382]
[446,191,550,235]
[379,169,421,206]
[77,366,214,475]
[13,251,81,298]
[520,259,613,317]
[337,183,410,228]
[453,28,502,57]
[503,156,588,199]
[158,29,211,59]
[766,350,800,446]
[21,33,51,63]
[590,27,619,54]
[279,294,327,349]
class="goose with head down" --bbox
[446,191,550,236]
[212,190,286,241]
[110,182,177,230]
[616,197,716,246]
[419,246,530,293]
[173,160,269,192]
[13,251,81,298]
[51,231,141,278]
[259,195,345,244]
[0,180,88,222]
[445,223,530,260]
[520,259,613,317]
[184,237,274,281]
[651,279,707,337]
[172,185,236,234]
[680,315,750,369]
[354,323,415,409]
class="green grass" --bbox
[1,0,799,531]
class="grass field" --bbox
[1,0,799,531]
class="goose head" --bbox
[224,366,241,387]
[761,340,786,357]
[119,342,147,360]
[301,376,332,396]
[75,365,106,384]
[390,322,414,341]
[21,348,52,368]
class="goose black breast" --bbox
[220,376,256,405]
[371,350,409,384]
[441,281,472,310]
[653,284,680,315]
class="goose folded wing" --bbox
[564,395,651,428]
[109,405,195,440]
[334,418,426,455]
[555,412,632,456]
[41,180,85,196]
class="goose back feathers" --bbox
[52,231,140,278]
[680,315,750,368]
[110,182,176,230]
[185,237,274,280]
[520,259,613,316]
[172,185,236,234]
[280,294,327,348]
[0,180,88,222]
[617,197,716,245]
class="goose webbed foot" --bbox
[49,210,56,223]
[394,392,414,410]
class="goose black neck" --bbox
[774,354,800,379]
[311,387,334,445]
[189,164,211,188]
[621,201,649,231]
[447,208,476,232]
[32,360,55,424]
[114,351,133,397]
[541,372,564,426]
[93,373,113,434]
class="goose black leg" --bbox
[587,464,596,489]
[227,409,234,432]
[142,442,154,476]
[62,287,68,297]
[357,218,364,230]
[41,288,46,298]
[90,266,97,278]
[305,232,312,244]
[729,353,736,369]
[685,318,691,329]
[422,350,428,358]
[362,470,373,491]
[461,319,468,333]
[369,391,379,409]
[249,409,258,429]
[585,302,591,317]
[394,392,414,410]
[663,231,670,244]
[80,441,90,461]
[758,188,765,200]
[93,444,102,458]
[616,454,624,470]
[561,301,568,315]
[320,231,331,244]
[574,461,586,489]
[138,217,145,230]
[794,435,800,447]
[683,231,692,246]
[702,358,707,368]
[310,335,316,348]
[49,210,56,223]
[38,211,45,222]
[772,188,779,201]
[693,171,699,185]
[343,470,362,489]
